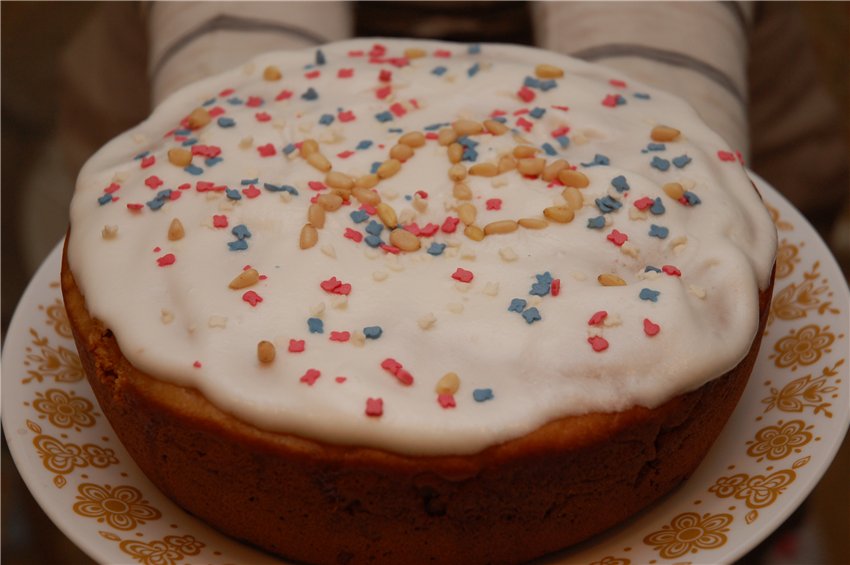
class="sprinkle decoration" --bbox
[643,318,661,336]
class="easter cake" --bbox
[62,39,776,563]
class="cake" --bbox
[62,39,777,563]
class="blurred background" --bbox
[2,2,848,563]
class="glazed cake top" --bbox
[68,39,776,455]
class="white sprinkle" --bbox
[242,62,256,75]
[373,271,388,282]
[499,247,518,262]
[160,309,174,325]
[603,313,622,327]
[298,121,313,133]
[454,281,471,293]
[418,312,437,330]
[398,209,416,225]
[587,326,603,338]
[330,295,348,310]
[629,207,648,221]
[131,133,148,145]
[571,271,587,281]
[351,331,366,347]
[680,177,696,190]
[483,282,500,296]
[412,194,428,213]
[239,136,254,149]
[272,119,286,130]
[460,247,476,261]
[364,248,380,260]
[638,269,662,281]
[620,242,640,258]
[491,178,508,188]
[112,171,128,183]
[689,285,707,299]
[528,296,543,308]
[386,257,404,272]
[382,188,399,201]
[446,247,460,258]
[101,225,118,240]
[279,192,292,203]
[310,302,326,316]
[208,315,227,328]
[447,303,464,314]
[321,244,336,258]
[671,236,688,255]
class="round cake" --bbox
[62,39,777,563]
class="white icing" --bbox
[68,39,776,455]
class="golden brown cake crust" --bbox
[61,241,774,564]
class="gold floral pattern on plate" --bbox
[73,483,162,530]
[32,388,98,430]
[771,324,840,370]
[768,261,840,328]
[745,419,814,461]
[39,297,73,338]
[766,203,794,231]
[22,328,83,384]
[643,512,733,559]
[98,531,205,565]
[774,239,801,280]
[589,557,631,565]
[762,359,844,418]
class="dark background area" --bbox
[2,2,848,564]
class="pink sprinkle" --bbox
[609,79,627,88]
[644,318,661,337]
[257,143,276,157]
[348,49,364,57]
[300,369,321,386]
[437,394,456,409]
[415,190,429,199]
[213,214,228,228]
[338,110,356,122]
[344,228,363,242]
[434,49,452,58]
[178,183,191,190]
[320,277,351,295]
[305,70,320,79]
[219,88,235,97]
[441,217,460,233]
[588,310,608,326]
[169,191,181,201]
[103,183,120,194]
[365,397,383,417]
[419,223,439,237]
[633,197,654,210]
[403,223,421,236]
[308,181,326,191]
[485,198,502,211]
[255,112,271,122]
[490,109,507,117]
[552,105,570,112]
[516,117,534,132]
[127,203,143,211]
[242,185,261,199]
[395,368,414,386]
[242,291,263,306]
[156,253,176,267]
[588,335,609,352]
[275,89,293,101]
[208,106,225,118]
[193,361,202,368]
[140,155,155,168]
[517,86,535,103]
[335,376,347,383]
[380,244,400,255]
[337,150,355,159]
[145,175,163,189]
[717,150,736,162]
[551,279,561,297]
[662,265,682,277]
[607,230,628,246]
[153,246,161,253]
[425,132,439,140]
[330,331,351,342]
[389,102,407,117]
[375,85,392,100]
[360,204,377,215]
[602,94,621,107]
[246,96,263,107]
[338,68,354,78]
[288,339,305,353]
[451,268,474,283]
[550,125,570,138]
[381,358,402,373]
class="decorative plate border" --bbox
[3,174,848,565]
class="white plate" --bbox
[3,175,848,565]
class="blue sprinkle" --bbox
[462,148,478,162]
[492,116,507,124]
[350,210,369,224]
[587,216,606,229]
[672,154,692,169]
[611,175,630,192]
[645,265,662,273]
[468,43,481,54]
[522,307,542,324]
[356,140,373,151]
[232,224,251,240]
[134,151,149,160]
[427,242,446,256]
[634,92,651,99]
[227,96,243,105]
[650,156,670,171]
[523,76,541,89]
[683,191,701,206]
[283,185,298,195]
[181,138,198,147]
[282,143,297,155]
[227,240,248,251]
[202,98,216,107]
[555,135,570,149]
[173,128,191,136]
[616,95,627,106]
[536,272,554,284]
[97,194,113,205]
[541,143,557,156]
[319,113,335,125]
[646,143,666,152]
[225,188,242,200]
[508,298,528,313]
[650,197,666,215]
[301,87,318,101]
[241,178,259,185]
[639,288,660,302]
[595,196,622,214]
[364,235,383,248]
[369,162,382,174]
[184,164,204,176]
[156,189,172,200]
[424,122,450,131]
[431,66,447,76]
[307,318,324,334]
[375,111,393,123]
[404,194,412,201]
[363,326,383,339]
[649,224,669,239]
[217,117,235,128]
[365,220,384,236]
[205,157,222,167]
[530,282,550,297]
[388,128,403,134]
[473,388,494,403]
[315,49,326,66]
[529,107,546,119]
[581,154,610,167]
[457,136,479,148]
[539,79,558,91]
[467,63,480,77]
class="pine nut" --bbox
[513,145,538,159]
[543,206,575,223]
[168,148,192,167]
[230,268,260,289]
[390,143,414,162]
[542,159,569,182]
[307,152,332,172]
[308,204,326,229]
[598,274,627,286]
[325,171,354,190]
[453,182,472,200]
[300,223,318,249]
[187,107,211,129]
[469,162,499,177]
[558,169,589,188]
[317,193,343,211]
[464,224,485,241]
[353,187,381,205]
[412,194,428,213]
[448,163,467,181]
[377,159,401,179]
[436,372,460,395]
[168,218,185,241]
[663,182,685,200]
[535,64,564,79]
[518,217,548,229]
[517,158,546,177]
[438,128,458,146]
[498,155,517,173]
[484,220,518,235]
[355,174,379,189]
[651,125,681,142]
[300,139,319,157]
[483,119,509,135]
[404,48,427,59]
[453,119,483,136]
[257,341,276,364]
[399,131,426,148]
[263,65,282,81]
[331,188,352,202]
[447,142,464,164]
[562,186,583,209]
[376,202,398,228]
[457,203,477,225]
[389,228,421,251]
